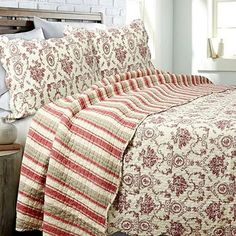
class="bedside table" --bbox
[0,147,23,236]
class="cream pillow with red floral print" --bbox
[0,32,99,120]
[65,19,154,80]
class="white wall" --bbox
[173,0,236,85]
[126,0,173,72]
[144,0,173,71]
[0,0,126,26]
[173,0,192,74]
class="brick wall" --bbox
[0,0,126,26]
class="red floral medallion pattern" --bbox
[65,20,154,81]
[0,32,99,119]
[108,89,236,235]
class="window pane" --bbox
[217,28,236,56]
[217,1,236,28]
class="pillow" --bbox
[65,19,154,80]
[0,91,10,111]
[4,28,44,40]
[34,16,106,39]
[0,32,99,120]
[0,28,45,96]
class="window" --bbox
[212,0,236,57]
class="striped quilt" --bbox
[16,69,233,235]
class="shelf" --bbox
[198,58,236,72]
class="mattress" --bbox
[0,110,33,145]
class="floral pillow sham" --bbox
[0,28,45,96]
[0,32,99,120]
[65,19,154,80]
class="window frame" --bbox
[199,0,236,72]
[212,0,236,37]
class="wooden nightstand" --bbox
[0,147,23,236]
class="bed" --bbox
[0,7,127,236]
[0,7,235,236]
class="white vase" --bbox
[0,118,17,144]
[217,39,224,58]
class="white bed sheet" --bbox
[0,110,33,146]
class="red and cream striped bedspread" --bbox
[16,69,235,235]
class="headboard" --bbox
[0,7,104,34]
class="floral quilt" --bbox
[108,89,236,236]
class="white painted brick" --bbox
[0,1,18,7]
[119,8,125,16]
[104,16,113,26]
[114,0,125,8]
[106,7,119,16]
[2,0,127,29]
[37,3,58,10]
[58,4,74,11]
[113,16,124,26]
[83,0,98,5]
[48,0,65,3]
[74,5,91,12]
[66,0,83,5]
[19,2,37,8]
[99,0,113,7]
[91,6,105,15]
